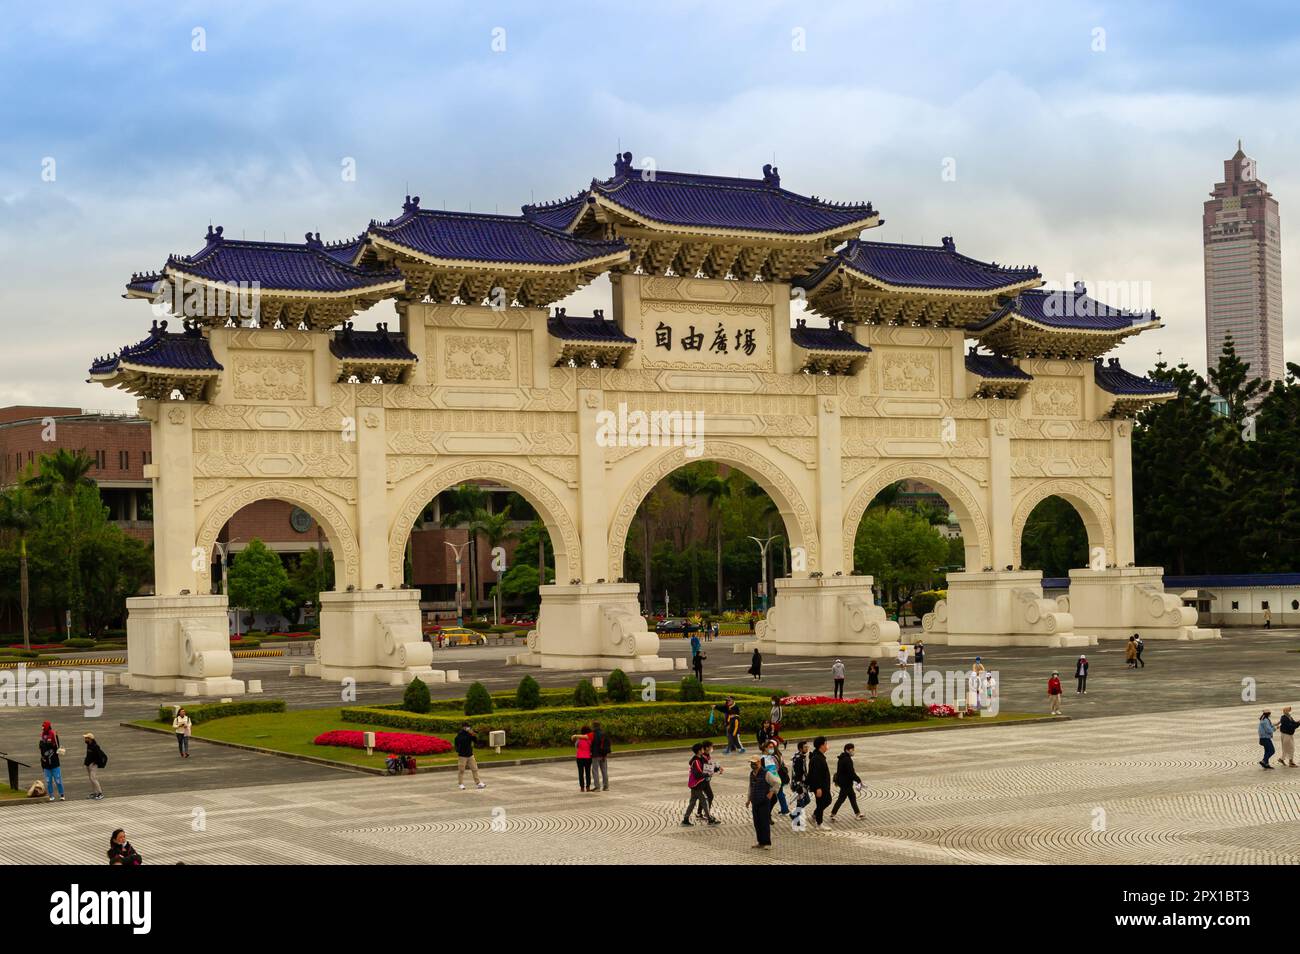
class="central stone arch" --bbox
[1011,478,1115,569]
[607,440,821,581]
[388,458,582,586]
[194,479,362,592]
[842,461,992,571]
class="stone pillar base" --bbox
[315,588,434,684]
[516,583,672,671]
[1065,567,1221,641]
[923,571,1092,648]
[125,594,246,696]
[756,575,901,657]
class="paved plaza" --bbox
[3,701,1298,865]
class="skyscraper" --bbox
[1203,142,1284,382]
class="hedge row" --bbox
[412,681,781,714]
[342,699,927,749]
[157,699,286,725]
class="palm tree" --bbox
[668,463,716,610]
[439,484,487,618]
[0,488,36,650]
[25,448,96,633]
[701,473,732,613]
[471,506,518,624]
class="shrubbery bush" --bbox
[606,668,632,703]
[515,675,541,710]
[679,675,705,701]
[156,699,285,725]
[403,677,431,714]
[911,590,946,619]
[65,638,97,649]
[464,681,494,715]
[574,678,598,707]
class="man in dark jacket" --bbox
[1279,706,1298,767]
[454,723,486,790]
[830,742,864,821]
[806,736,832,827]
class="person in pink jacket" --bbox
[571,725,594,792]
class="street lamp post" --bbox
[213,541,235,637]
[747,535,780,615]
[445,541,469,627]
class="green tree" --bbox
[464,681,493,715]
[0,488,37,649]
[227,539,290,620]
[287,547,334,616]
[403,676,431,713]
[701,471,732,613]
[473,506,518,623]
[25,448,95,631]
[668,463,715,609]
[1019,496,1089,577]
[515,674,541,710]
[440,484,488,618]
[853,507,948,611]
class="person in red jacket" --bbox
[1047,671,1063,716]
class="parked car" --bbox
[424,626,487,646]
[655,617,697,635]
[507,614,536,626]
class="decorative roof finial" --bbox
[941,236,955,252]
[402,195,421,213]
[613,151,633,177]
[762,163,781,188]
[1073,280,1087,296]
[205,225,224,244]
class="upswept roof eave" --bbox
[588,192,879,243]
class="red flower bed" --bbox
[7,643,61,650]
[927,704,957,717]
[314,730,453,755]
[779,694,867,706]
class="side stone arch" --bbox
[607,440,820,580]
[387,458,581,586]
[842,461,992,571]
[194,479,361,593]
[1011,478,1115,569]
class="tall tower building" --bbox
[1203,142,1284,381]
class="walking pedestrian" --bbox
[1278,707,1298,767]
[572,724,594,791]
[1074,655,1088,694]
[896,644,908,669]
[682,742,721,826]
[1134,634,1145,668]
[83,733,106,800]
[831,658,846,699]
[1124,636,1137,669]
[914,640,925,670]
[714,696,744,754]
[867,659,880,700]
[1264,607,1272,630]
[746,756,778,848]
[829,743,865,821]
[39,721,64,802]
[589,721,611,791]
[1259,711,1277,769]
[748,647,763,681]
[807,736,832,828]
[1047,671,1062,716]
[172,707,192,758]
[690,631,701,658]
[454,722,486,790]
[107,829,142,866]
[769,696,786,749]
[692,650,705,682]
[761,739,790,816]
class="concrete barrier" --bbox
[247,680,263,693]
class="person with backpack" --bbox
[829,742,865,821]
[454,722,486,790]
[39,721,64,802]
[789,740,811,828]
[83,733,107,800]
[761,739,790,816]
[172,707,192,758]
[589,721,611,791]
[745,755,779,849]
[682,742,722,826]
[807,736,832,827]
[831,658,846,699]
[1279,706,1298,768]
[1134,634,1145,668]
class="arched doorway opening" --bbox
[619,460,790,620]
[1018,495,1089,577]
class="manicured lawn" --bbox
[133,707,1047,772]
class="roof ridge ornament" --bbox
[613,151,634,177]
[762,163,781,188]
[941,236,955,252]
[304,231,323,248]
[402,195,421,214]
[204,225,224,245]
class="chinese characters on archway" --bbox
[655,320,757,356]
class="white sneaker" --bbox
[476,782,487,789]
[458,783,466,790]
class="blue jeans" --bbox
[43,766,63,797]
[1261,738,1276,763]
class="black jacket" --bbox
[453,729,476,758]
[39,737,59,770]
[806,749,831,792]
[84,740,105,768]
[834,751,861,787]
[791,751,807,784]
[1281,714,1299,736]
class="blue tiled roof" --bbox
[1093,358,1177,396]
[160,227,404,293]
[790,322,870,353]
[330,324,417,362]
[965,351,1032,381]
[369,197,627,266]
[89,321,222,375]
[125,272,164,297]
[803,238,1040,292]
[1165,573,1300,589]
[547,309,636,343]
[527,154,877,237]
[971,283,1159,333]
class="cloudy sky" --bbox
[3,0,1298,411]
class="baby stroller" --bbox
[384,753,418,775]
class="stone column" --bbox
[1111,420,1136,567]
[987,418,1013,571]
[354,404,389,588]
[816,393,843,575]
[141,400,200,596]
[575,386,608,583]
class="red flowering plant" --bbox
[927,704,957,717]
[780,695,867,706]
[313,730,453,755]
